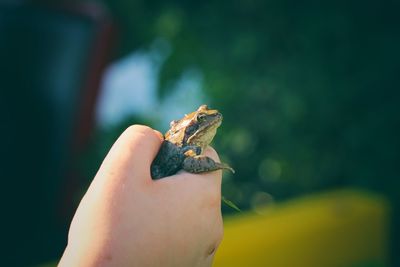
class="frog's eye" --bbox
[197,114,207,121]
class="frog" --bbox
[151,105,240,211]
[151,104,234,179]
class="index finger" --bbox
[200,146,223,189]
[155,146,223,200]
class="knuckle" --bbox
[206,215,224,256]
[215,220,224,246]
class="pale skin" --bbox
[59,125,223,267]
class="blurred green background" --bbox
[0,0,399,266]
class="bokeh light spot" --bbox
[258,157,282,183]
[250,191,275,214]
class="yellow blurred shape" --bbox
[214,189,389,267]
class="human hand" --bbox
[59,125,223,267]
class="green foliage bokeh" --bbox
[82,1,400,262]
[99,0,399,210]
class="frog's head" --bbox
[166,105,222,149]
[185,105,222,147]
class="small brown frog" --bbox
[151,105,234,179]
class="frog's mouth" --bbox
[186,113,222,145]
[199,112,222,129]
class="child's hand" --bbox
[59,125,223,267]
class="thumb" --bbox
[98,125,163,185]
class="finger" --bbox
[153,146,223,212]
[201,146,223,187]
[203,146,220,161]
[99,125,162,184]
[173,146,223,197]
[153,129,164,142]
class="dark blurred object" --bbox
[0,3,113,266]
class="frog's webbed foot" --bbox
[182,155,235,174]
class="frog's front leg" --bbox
[181,145,201,157]
[182,155,235,174]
